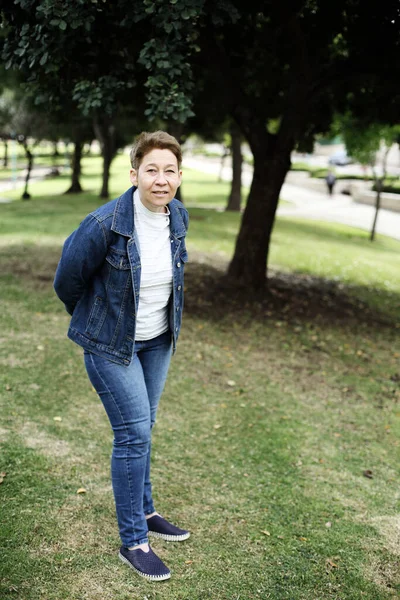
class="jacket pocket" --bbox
[85,296,107,339]
[106,248,132,291]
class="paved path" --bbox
[0,166,54,202]
[183,155,400,241]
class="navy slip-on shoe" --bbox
[147,514,190,542]
[119,546,171,581]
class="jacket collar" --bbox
[111,186,186,239]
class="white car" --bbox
[328,150,353,166]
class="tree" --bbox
[1,0,200,198]
[0,88,14,167]
[10,95,50,199]
[189,81,243,209]
[62,118,94,195]
[1,1,142,198]
[134,0,400,287]
[0,66,21,167]
[197,2,400,287]
[117,1,400,287]
[225,122,243,212]
[339,118,400,241]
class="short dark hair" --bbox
[130,131,182,170]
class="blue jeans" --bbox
[84,331,173,547]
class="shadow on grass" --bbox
[184,261,399,331]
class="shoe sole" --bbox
[119,552,171,581]
[148,531,191,542]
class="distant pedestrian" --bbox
[325,170,336,196]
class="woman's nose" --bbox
[155,172,167,184]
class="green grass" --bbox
[373,181,400,194]
[1,154,400,599]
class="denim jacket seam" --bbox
[109,276,131,348]
[69,329,129,357]
[89,212,112,247]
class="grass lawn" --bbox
[1,154,400,599]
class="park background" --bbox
[1,2,400,599]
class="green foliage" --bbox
[372,181,400,194]
[72,77,135,118]
[0,0,243,125]
[290,162,311,171]
[1,2,136,118]
[267,117,282,135]
[330,113,400,168]
[136,0,204,122]
[1,0,208,123]
[344,123,389,167]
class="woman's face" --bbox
[129,148,182,213]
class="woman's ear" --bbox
[129,169,138,186]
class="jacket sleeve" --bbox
[53,214,108,315]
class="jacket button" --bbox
[177,285,181,290]
[177,262,181,268]
[175,327,178,332]
[176,306,179,312]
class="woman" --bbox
[54,131,190,582]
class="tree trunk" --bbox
[20,140,33,200]
[370,147,390,242]
[94,118,116,199]
[208,14,311,289]
[226,124,242,211]
[3,140,8,167]
[84,140,93,155]
[370,180,381,242]
[167,121,184,203]
[227,72,308,288]
[64,138,83,194]
[52,141,59,157]
[100,147,113,199]
[227,144,291,289]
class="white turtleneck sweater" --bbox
[133,189,173,341]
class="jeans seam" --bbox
[89,352,138,546]
[137,335,171,516]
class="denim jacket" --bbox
[54,186,189,365]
